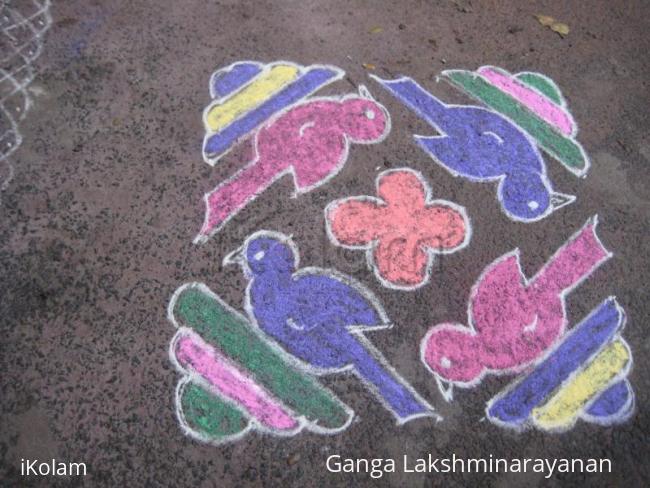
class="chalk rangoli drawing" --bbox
[202,61,344,165]
[371,74,575,222]
[421,216,611,400]
[325,167,470,290]
[195,75,391,243]
[441,66,590,176]
[487,298,634,432]
[169,282,354,444]
[223,230,438,424]
[0,0,51,195]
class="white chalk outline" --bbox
[168,281,355,446]
[1,0,51,196]
[420,216,612,401]
[440,66,591,178]
[370,74,576,223]
[484,297,635,433]
[202,60,345,166]
[324,167,472,291]
[229,229,441,425]
[194,86,392,244]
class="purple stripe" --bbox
[587,380,631,418]
[211,62,262,99]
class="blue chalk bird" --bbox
[224,230,435,423]
[373,76,574,222]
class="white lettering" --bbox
[326,455,341,473]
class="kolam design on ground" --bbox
[174,60,634,438]
[441,66,590,176]
[421,217,612,400]
[169,283,354,444]
[487,298,635,432]
[325,168,470,290]
[372,74,574,223]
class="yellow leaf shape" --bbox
[551,22,570,36]
[535,14,555,26]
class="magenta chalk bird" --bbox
[194,87,391,243]
[422,217,612,399]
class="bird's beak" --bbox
[223,245,245,267]
[550,192,576,211]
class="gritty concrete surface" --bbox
[1,0,649,486]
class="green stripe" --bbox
[444,70,588,175]
[173,285,352,431]
[180,382,249,441]
[516,73,562,105]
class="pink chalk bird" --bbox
[422,217,611,399]
[195,87,390,243]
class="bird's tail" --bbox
[196,157,278,242]
[531,216,611,296]
[372,75,452,131]
[347,335,437,423]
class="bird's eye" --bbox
[527,201,540,210]
[440,357,452,369]
[364,109,375,120]
[254,250,265,261]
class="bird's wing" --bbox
[469,252,529,328]
[287,271,389,332]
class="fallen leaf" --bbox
[535,14,555,27]
[535,14,569,38]
[550,22,570,37]
[369,26,383,34]
[362,63,376,70]
[287,453,301,466]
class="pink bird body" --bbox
[195,95,389,243]
[422,217,611,387]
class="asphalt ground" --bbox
[1,0,649,486]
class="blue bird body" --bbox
[373,76,574,222]
[230,232,434,423]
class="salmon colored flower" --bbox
[325,168,470,289]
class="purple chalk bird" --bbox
[224,230,436,423]
[373,75,575,222]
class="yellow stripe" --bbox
[532,340,630,430]
[205,64,299,132]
